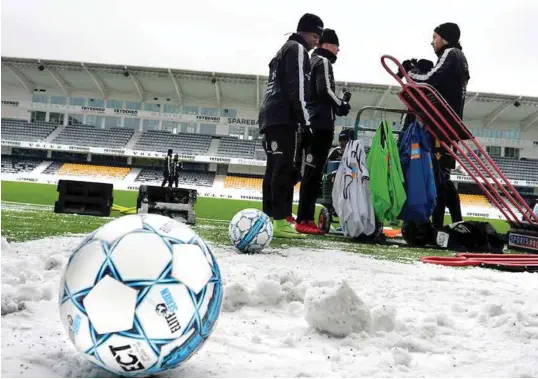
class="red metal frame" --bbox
[381,55,538,227]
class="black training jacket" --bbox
[258,34,311,132]
[307,48,342,131]
[408,45,470,118]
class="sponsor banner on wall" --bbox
[2,100,20,107]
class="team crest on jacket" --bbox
[271,141,278,152]
[306,154,313,163]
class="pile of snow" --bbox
[304,280,372,337]
[2,237,538,378]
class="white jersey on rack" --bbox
[332,140,376,238]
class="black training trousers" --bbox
[161,173,173,187]
[297,129,334,223]
[431,153,463,228]
[262,125,298,220]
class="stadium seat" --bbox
[459,194,492,208]
[224,175,263,191]
[134,131,212,154]
[52,125,134,148]
[1,118,58,142]
[0,156,44,174]
[57,163,131,179]
[217,137,257,159]
[135,168,215,187]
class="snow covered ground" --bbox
[2,235,538,378]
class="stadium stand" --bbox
[52,125,134,148]
[459,194,492,208]
[455,155,538,182]
[224,174,263,191]
[224,174,301,193]
[57,163,131,179]
[42,161,64,175]
[135,168,215,187]
[217,137,256,159]
[254,140,266,160]
[1,119,58,142]
[134,131,212,154]
[1,156,44,174]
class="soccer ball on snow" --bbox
[58,214,223,376]
[229,208,273,253]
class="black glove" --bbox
[416,59,434,74]
[397,59,417,78]
[335,101,351,117]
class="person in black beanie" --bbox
[258,13,324,239]
[296,28,351,234]
[402,22,470,230]
[161,149,174,187]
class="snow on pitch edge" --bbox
[2,235,538,377]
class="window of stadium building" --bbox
[504,130,520,140]
[88,98,105,107]
[68,114,84,125]
[126,101,141,111]
[162,121,179,133]
[144,103,161,112]
[32,94,49,104]
[143,119,160,131]
[486,146,502,157]
[49,112,65,125]
[486,129,503,139]
[229,126,245,139]
[200,107,218,117]
[163,104,179,114]
[124,117,140,129]
[247,128,259,140]
[107,99,123,109]
[69,97,85,106]
[86,115,104,128]
[183,105,198,115]
[51,96,67,105]
[200,124,216,135]
[505,147,520,159]
[180,123,196,134]
[221,108,237,117]
[30,111,46,123]
[104,116,121,128]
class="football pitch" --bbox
[1,180,511,263]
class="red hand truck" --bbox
[381,55,538,253]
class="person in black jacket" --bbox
[172,154,183,188]
[296,29,351,234]
[258,13,324,239]
[161,149,174,187]
[403,22,470,229]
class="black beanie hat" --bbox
[434,22,461,45]
[320,28,339,46]
[297,13,324,36]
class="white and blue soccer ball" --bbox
[229,208,273,253]
[58,214,222,376]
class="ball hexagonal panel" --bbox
[93,215,144,244]
[83,275,138,334]
[65,239,106,294]
[136,284,195,340]
[171,244,212,294]
[96,334,158,375]
[111,232,171,281]
[237,217,253,232]
[142,214,197,243]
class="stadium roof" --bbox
[2,56,538,130]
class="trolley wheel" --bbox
[402,220,434,246]
[318,207,333,233]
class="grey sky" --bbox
[2,0,537,97]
